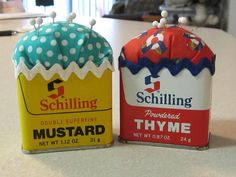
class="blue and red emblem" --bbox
[144,75,160,93]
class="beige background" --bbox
[0,17,236,177]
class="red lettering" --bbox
[40,99,49,111]
[49,102,56,110]
[39,98,98,111]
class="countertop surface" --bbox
[1,16,236,177]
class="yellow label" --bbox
[17,71,113,152]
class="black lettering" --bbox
[46,128,56,138]
[33,129,46,139]
[145,95,151,103]
[74,126,85,136]
[66,127,75,136]
[136,92,144,103]
[184,97,192,108]
[57,127,66,137]
[96,125,105,135]
[33,125,107,139]
[151,92,158,104]
[85,126,95,135]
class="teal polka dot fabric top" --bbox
[13,21,113,70]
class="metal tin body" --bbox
[119,67,212,149]
[17,70,113,153]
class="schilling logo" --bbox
[39,79,98,111]
[136,74,193,108]
[144,75,160,93]
[48,79,64,99]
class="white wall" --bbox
[228,0,236,37]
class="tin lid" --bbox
[119,13,215,77]
[12,13,113,80]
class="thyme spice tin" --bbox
[119,24,215,149]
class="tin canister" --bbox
[17,70,113,153]
[119,25,215,149]
[12,19,114,153]
[119,67,214,149]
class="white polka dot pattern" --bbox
[31,36,38,41]
[61,40,68,46]
[45,61,50,67]
[89,55,94,61]
[96,42,101,49]
[40,37,47,43]
[47,50,54,57]
[20,56,25,61]
[63,56,68,62]
[79,57,85,63]
[88,44,93,50]
[23,36,28,41]
[92,33,97,38]
[78,39,83,45]
[19,45,24,52]
[55,32,61,38]
[62,27,68,31]
[36,47,42,54]
[13,21,113,70]
[69,23,75,27]
[70,48,76,55]
[77,28,83,32]
[104,42,109,47]
[69,33,76,39]
[58,54,63,60]
[50,40,57,46]
[28,46,33,53]
[46,28,52,33]
[99,53,104,58]
[85,33,89,38]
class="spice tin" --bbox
[12,16,114,153]
[119,22,215,149]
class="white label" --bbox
[121,67,212,110]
